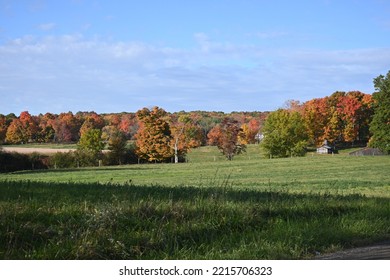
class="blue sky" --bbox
[1,0,390,115]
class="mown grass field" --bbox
[0,145,389,259]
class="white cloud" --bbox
[0,34,388,114]
[38,22,56,31]
[253,31,288,39]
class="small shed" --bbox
[317,140,334,154]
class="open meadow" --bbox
[0,145,389,259]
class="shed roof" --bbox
[318,145,332,149]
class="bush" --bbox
[74,149,101,167]
[103,143,139,165]
[49,151,78,169]
[0,151,48,172]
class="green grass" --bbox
[0,145,389,259]
[3,145,389,197]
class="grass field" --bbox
[0,145,389,259]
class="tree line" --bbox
[1,71,389,164]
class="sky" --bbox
[1,0,390,115]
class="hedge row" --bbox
[0,151,48,172]
[0,146,139,173]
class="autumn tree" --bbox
[5,111,38,144]
[369,71,390,154]
[239,118,261,144]
[5,119,24,144]
[135,107,173,162]
[338,91,373,144]
[19,111,39,141]
[103,114,121,127]
[208,117,246,160]
[118,113,138,140]
[303,91,373,146]
[261,109,308,158]
[0,115,7,144]
[303,98,330,146]
[37,113,56,143]
[53,112,82,142]
[79,112,105,137]
[170,114,202,163]
[323,106,342,144]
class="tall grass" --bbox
[0,180,389,259]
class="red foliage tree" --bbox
[118,114,138,140]
[207,117,246,160]
[53,112,82,142]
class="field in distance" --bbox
[2,145,389,197]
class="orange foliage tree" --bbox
[79,113,105,137]
[135,107,173,162]
[5,111,38,144]
[0,115,7,144]
[302,98,329,146]
[240,118,260,144]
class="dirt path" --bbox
[315,241,390,260]
[2,147,110,154]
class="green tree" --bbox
[135,106,173,162]
[77,128,104,165]
[170,114,202,163]
[107,129,127,165]
[261,109,308,158]
[369,71,390,154]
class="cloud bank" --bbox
[1,34,389,114]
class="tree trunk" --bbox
[174,139,179,163]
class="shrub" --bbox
[0,151,48,172]
[49,151,77,169]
